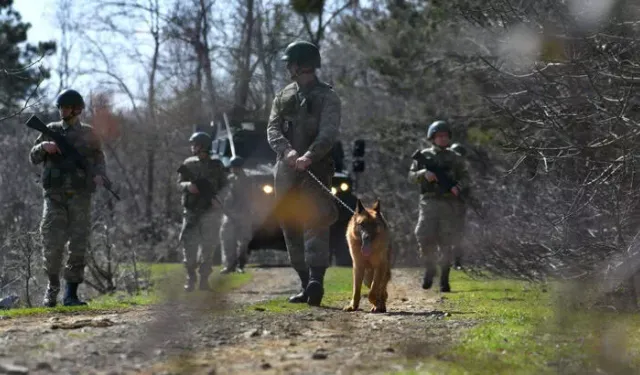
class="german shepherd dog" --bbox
[343,199,392,313]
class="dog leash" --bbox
[305,170,356,215]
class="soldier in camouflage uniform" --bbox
[267,40,341,307]
[177,132,226,292]
[409,120,469,292]
[219,156,253,274]
[449,142,468,269]
[29,89,107,307]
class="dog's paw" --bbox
[370,305,387,313]
[343,304,358,312]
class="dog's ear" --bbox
[355,199,365,214]
[372,199,381,214]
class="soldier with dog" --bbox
[267,40,341,307]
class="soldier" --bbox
[409,120,469,292]
[219,156,253,274]
[29,89,107,307]
[177,132,226,292]
[449,142,468,269]
[267,40,341,306]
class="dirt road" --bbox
[0,268,472,375]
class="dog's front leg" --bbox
[343,265,365,312]
[369,267,387,313]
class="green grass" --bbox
[247,267,640,374]
[1,263,253,318]
[389,272,640,375]
[248,266,353,313]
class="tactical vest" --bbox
[415,149,457,197]
[41,125,94,192]
[278,81,335,175]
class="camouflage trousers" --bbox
[39,191,92,283]
[179,209,222,277]
[219,215,252,268]
[414,196,465,268]
[274,161,338,272]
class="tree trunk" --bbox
[233,0,255,119]
[145,0,161,221]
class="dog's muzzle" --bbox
[360,231,373,257]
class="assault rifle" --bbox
[176,164,225,212]
[26,115,120,200]
[411,149,483,217]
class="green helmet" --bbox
[450,143,466,156]
[229,156,244,168]
[189,132,212,150]
[55,89,85,109]
[280,40,321,68]
[427,120,451,140]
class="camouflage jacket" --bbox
[267,77,341,174]
[29,120,106,194]
[221,170,251,220]
[177,156,226,212]
[408,145,470,197]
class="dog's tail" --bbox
[363,268,373,289]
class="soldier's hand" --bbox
[423,170,438,183]
[188,183,199,194]
[93,175,105,186]
[450,186,460,196]
[284,149,299,167]
[295,156,312,171]
[42,142,60,154]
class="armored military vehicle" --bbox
[209,117,365,266]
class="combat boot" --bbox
[454,256,463,270]
[288,269,310,303]
[184,270,197,292]
[422,264,437,290]
[440,265,451,293]
[306,267,326,307]
[42,276,60,308]
[63,282,87,306]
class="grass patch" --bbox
[1,263,252,318]
[390,271,640,375]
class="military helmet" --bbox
[450,143,466,156]
[55,89,85,109]
[427,120,451,140]
[189,132,212,150]
[280,40,321,68]
[229,156,245,168]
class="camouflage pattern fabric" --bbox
[177,155,226,211]
[180,210,221,277]
[219,170,253,268]
[267,77,341,271]
[29,120,106,284]
[408,145,469,268]
[177,155,227,277]
[29,121,106,195]
[39,192,92,283]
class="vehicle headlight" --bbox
[340,182,349,191]
[331,187,337,195]
[262,184,273,194]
